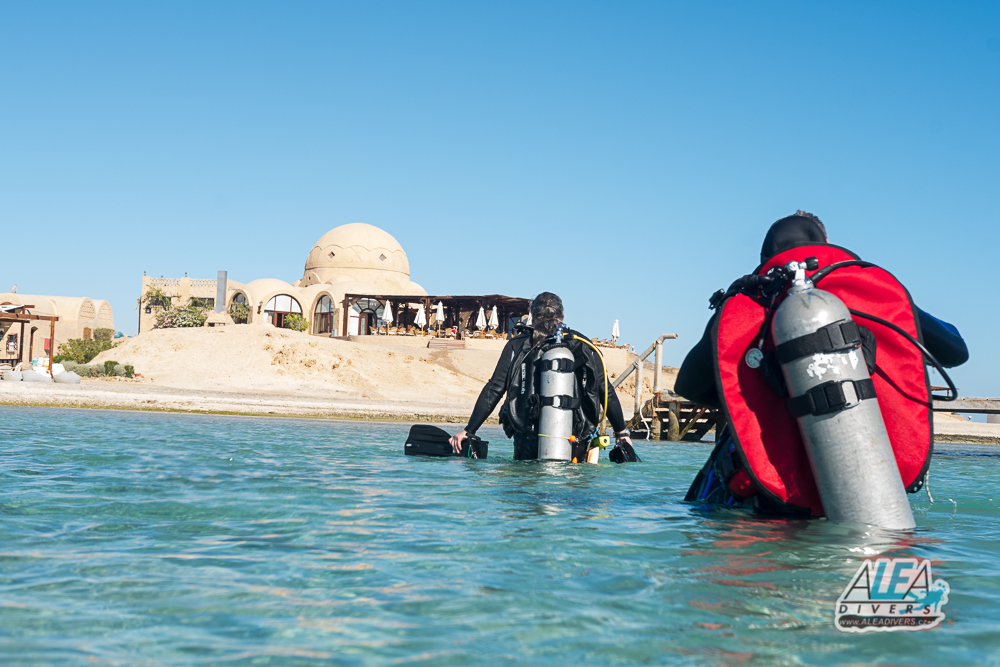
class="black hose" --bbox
[809,260,878,284]
[849,308,958,402]
[810,260,957,401]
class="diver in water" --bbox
[450,292,636,462]
[677,211,968,517]
[676,211,968,408]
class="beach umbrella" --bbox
[414,304,427,329]
[476,306,487,329]
[612,319,620,342]
[488,306,499,330]
[435,301,445,324]
[384,301,394,325]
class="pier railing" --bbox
[611,333,679,418]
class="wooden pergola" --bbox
[341,293,530,338]
[0,305,59,375]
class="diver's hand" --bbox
[615,431,633,449]
[449,430,468,454]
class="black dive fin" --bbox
[608,441,641,463]
[404,424,488,459]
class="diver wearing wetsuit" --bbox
[675,211,969,408]
[450,292,634,460]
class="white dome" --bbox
[303,223,410,284]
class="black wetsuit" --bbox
[675,217,969,407]
[466,333,628,460]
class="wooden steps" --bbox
[428,339,466,350]
[628,389,722,442]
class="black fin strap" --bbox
[786,378,877,418]
[540,358,574,372]
[539,395,580,409]
[775,320,861,365]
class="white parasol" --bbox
[414,304,427,329]
[612,319,620,342]
[476,306,487,329]
[435,301,445,325]
[384,301,394,325]
[488,306,499,330]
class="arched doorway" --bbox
[264,294,302,328]
[229,292,250,324]
[348,298,384,335]
[314,295,334,335]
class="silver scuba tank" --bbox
[537,343,576,461]
[770,261,916,530]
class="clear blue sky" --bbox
[2,2,997,395]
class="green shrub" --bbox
[93,328,115,342]
[104,360,118,377]
[229,301,250,324]
[124,365,135,378]
[55,338,116,364]
[154,304,208,329]
[72,364,104,377]
[284,313,309,332]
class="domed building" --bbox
[138,222,528,338]
[139,223,428,336]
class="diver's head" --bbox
[530,292,564,344]
[760,210,828,265]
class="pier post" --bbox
[653,342,662,395]
[634,354,643,417]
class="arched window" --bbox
[229,292,249,324]
[348,298,385,335]
[314,295,333,334]
[264,294,302,329]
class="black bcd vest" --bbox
[500,329,605,441]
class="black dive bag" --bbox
[404,425,488,459]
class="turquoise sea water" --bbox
[0,407,997,666]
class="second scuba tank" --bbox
[537,344,576,461]
[771,261,916,530]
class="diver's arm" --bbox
[458,338,518,439]
[605,386,627,434]
[916,307,969,368]
[674,316,722,409]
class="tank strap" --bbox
[539,358,574,372]
[539,395,580,409]
[785,378,877,418]
[775,320,861,364]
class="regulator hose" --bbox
[572,335,609,429]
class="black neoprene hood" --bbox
[759,216,827,265]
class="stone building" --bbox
[138,223,428,336]
[0,293,115,363]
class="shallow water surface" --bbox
[0,407,997,665]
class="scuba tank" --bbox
[537,328,576,461]
[770,260,916,530]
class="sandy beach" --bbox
[0,326,663,421]
[2,324,993,443]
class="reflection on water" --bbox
[0,408,997,666]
